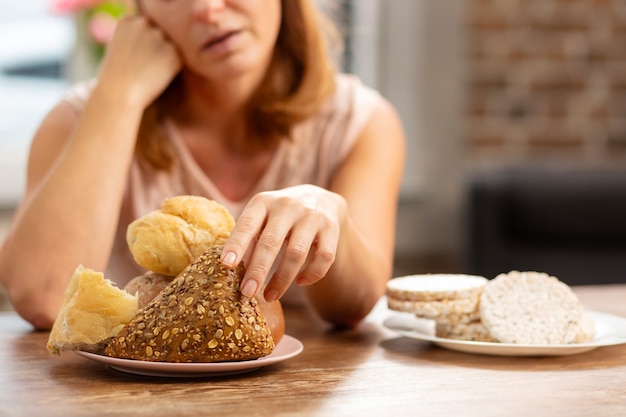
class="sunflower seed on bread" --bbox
[104,246,275,362]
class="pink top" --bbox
[63,74,383,298]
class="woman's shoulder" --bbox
[303,73,385,140]
[325,73,384,115]
[285,74,388,181]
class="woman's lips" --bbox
[202,30,242,54]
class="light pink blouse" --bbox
[63,74,383,295]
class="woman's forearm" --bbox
[305,215,393,327]
[0,88,145,328]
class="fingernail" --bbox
[264,288,279,302]
[222,251,237,267]
[241,279,258,298]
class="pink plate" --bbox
[75,334,303,377]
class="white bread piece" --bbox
[46,265,138,355]
[480,270,588,344]
[386,274,488,302]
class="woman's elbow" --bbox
[316,291,383,329]
[7,287,58,330]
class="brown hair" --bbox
[136,0,340,170]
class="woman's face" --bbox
[140,0,282,81]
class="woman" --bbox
[0,0,405,330]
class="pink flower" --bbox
[50,0,104,14]
[88,11,118,44]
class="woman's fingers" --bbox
[221,186,343,301]
[263,224,317,301]
[239,213,292,299]
[295,230,337,286]
[220,200,267,269]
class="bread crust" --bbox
[104,246,275,362]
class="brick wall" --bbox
[466,0,626,166]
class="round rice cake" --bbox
[480,270,586,344]
[386,274,488,302]
[435,309,482,325]
[435,320,497,342]
[573,311,596,343]
[387,296,479,318]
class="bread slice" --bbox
[480,271,592,344]
[103,246,275,362]
[46,265,139,355]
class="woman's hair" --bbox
[136,0,341,170]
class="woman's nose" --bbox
[192,0,227,23]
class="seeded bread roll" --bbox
[126,196,235,276]
[104,246,275,362]
[124,269,286,343]
[47,265,138,355]
[480,271,593,344]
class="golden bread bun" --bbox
[104,246,275,362]
[47,265,138,355]
[124,271,173,308]
[257,296,285,344]
[126,195,235,276]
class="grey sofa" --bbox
[464,168,626,285]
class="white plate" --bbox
[383,311,626,356]
[75,335,303,377]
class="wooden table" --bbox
[1,285,626,417]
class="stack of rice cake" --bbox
[386,271,595,344]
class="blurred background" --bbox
[1,0,625,311]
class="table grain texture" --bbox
[1,285,625,417]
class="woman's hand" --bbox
[220,185,348,302]
[96,15,182,109]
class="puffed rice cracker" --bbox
[480,271,588,344]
